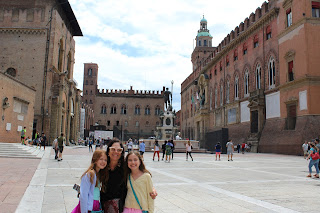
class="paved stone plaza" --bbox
[10,145,320,213]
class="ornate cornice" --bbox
[0,27,46,34]
[200,7,280,75]
[279,76,320,92]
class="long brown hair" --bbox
[124,151,151,181]
[101,139,125,192]
[81,149,107,187]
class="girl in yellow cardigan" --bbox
[123,152,154,213]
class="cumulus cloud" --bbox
[69,0,266,110]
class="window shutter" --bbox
[286,8,291,14]
[312,1,320,8]
[243,42,247,50]
[288,61,293,73]
[266,26,271,34]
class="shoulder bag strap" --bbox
[129,174,143,211]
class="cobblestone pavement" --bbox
[13,146,320,213]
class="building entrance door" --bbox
[251,110,258,133]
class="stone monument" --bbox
[156,82,178,140]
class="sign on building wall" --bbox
[240,101,250,123]
[299,90,307,111]
[228,108,237,124]
[266,91,280,119]
[80,108,85,138]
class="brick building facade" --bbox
[0,73,36,143]
[82,63,165,140]
[0,0,83,144]
[181,0,320,155]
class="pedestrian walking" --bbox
[186,141,193,161]
[71,149,107,213]
[40,132,46,150]
[127,139,133,152]
[302,141,309,159]
[241,142,246,154]
[21,127,26,145]
[165,140,173,163]
[161,141,167,161]
[215,142,221,161]
[153,140,160,161]
[171,139,175,160]
[52,137,58,160]
[226,140,234,161]
[306,142,319,178]
[139,140,146,160]
[123,152,154,213]
[237,143,240,153]
[88,139,93,152]
[57,133,65,161]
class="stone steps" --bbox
[0,143,45,159]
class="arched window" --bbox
[89,100,93,104]
[121,104,127,114]
[268,57,276,88]
[110,104,116,114]
[220,84,223,106]
[244,69,249,97]
[124,121,128,127]
[226,80,230,103]
[88,68,92,76]
[85,100,88,104]
[135,105,140,115]
[85,90,88,95]
[135,121,139,127]
[198,40,201,46]
[145,105,151,115]
[214,87,218,108]
[90,90,93,95]
[91,80,93,85]
[101,104,106,114]
[146,121,150,126]
[235,76,239,100]
[85,80,88,85]
[58,39,63,71]
[155,105,161,115]
[5,67,17,77]
[210,89,213,110]
[66,52,72,79]
[256,64,261,89]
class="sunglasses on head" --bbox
[109,147,123,153]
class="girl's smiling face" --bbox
[96,154,107,171]
[127,153,141,171]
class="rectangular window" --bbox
[288,61,294,81]
[234,49,238,61]
[226,55,229,66]
[220,61,222,71]
[286,8,292,27]
[243,43,248,55]
[266,26,272,40]
[13,100,28,114]
[107,120,110,126]
[253,35,259,48]
[312,1,320,17]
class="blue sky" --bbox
[69,0,267,111]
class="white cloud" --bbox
[69,0,267,110]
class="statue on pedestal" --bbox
[163,88,172,111]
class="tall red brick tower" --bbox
[82,63,98,110]
[191,16,215,72]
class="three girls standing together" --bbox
[72,139,156,213]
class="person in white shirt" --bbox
[186,141,193,161]
[127,139,133,152]
[226,139,234,161]
[302,141,309,159]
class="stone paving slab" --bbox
[15,146,320,213]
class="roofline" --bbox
[57,0,83,36]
